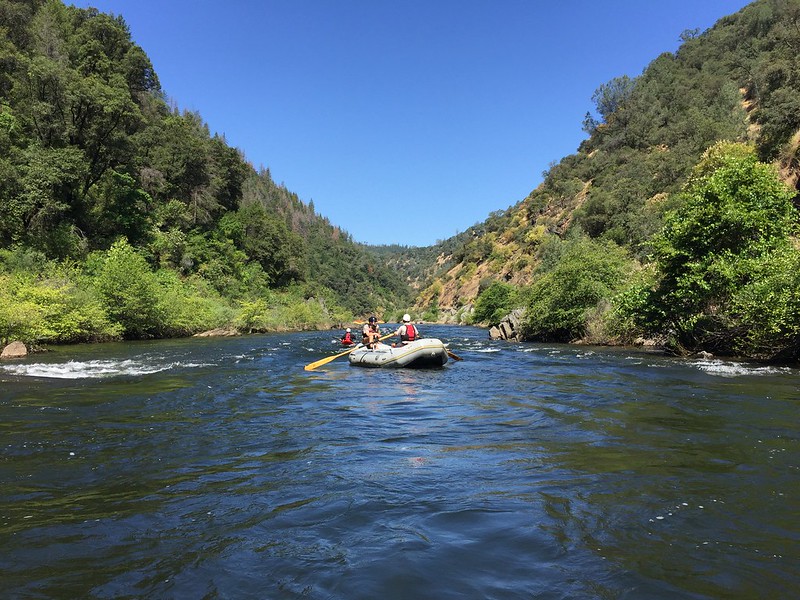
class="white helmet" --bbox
[346,328,351,332]
[402,314,411,323]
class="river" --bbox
[1,325,797,599]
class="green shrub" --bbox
[623,142,799,355]
[524,237,633,341]
[729,245,800,360]
[422,296,440,323]
[233,284,350,332]
[0,269,121,344]
[471,281,518,325]
[154,271,231,336]
[92,239,165,338]
[0,273,46,344]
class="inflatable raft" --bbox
[348,338,449,368]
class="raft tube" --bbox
[348,338,449,368]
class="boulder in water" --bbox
[1,341,28,359]
[489,309,526,342]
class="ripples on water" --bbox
[1,327,798,599]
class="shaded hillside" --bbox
[0,0,409,323]
[407,0,800,318]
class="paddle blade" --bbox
[446,349,463,361]
[304,346,356,371]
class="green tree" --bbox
[143,112,212,223]
[88,170,153,247]
[524,236,633,342]
[624,142,798,355]
[17,144,88,257]
[92,238,163,338]
[591,75,636,123]
[234,201,306,287]
[472,281,517,325]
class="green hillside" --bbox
[0,0,410,344]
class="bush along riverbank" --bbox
[0,241,353,353]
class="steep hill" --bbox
[404,0,800,321]
[0,0,410,319]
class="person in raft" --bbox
[362,316,381,349]
[393,314,420,346]
[341,328,354,346]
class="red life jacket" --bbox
[342,332,352,343]
[403,324,417,341]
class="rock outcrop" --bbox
[488,309,526,342]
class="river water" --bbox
[1,325,797,599]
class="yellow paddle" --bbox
[446,349,463,361]
[304,332,394,371]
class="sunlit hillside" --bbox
[394,0,800,331]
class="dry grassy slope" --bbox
[413,178,593,318]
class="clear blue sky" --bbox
[71,0,753,247]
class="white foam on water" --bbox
[473,348,501,353]
[520,346,560,353]
[0,358,209,380]
[693,359,793,378]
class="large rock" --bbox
[1,341,28,359]
[490,309,526,342]
[633,335,666,348]
[193,327,240,337]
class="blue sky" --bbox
[71,0,753,247]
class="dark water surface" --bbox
[1,325,798,599]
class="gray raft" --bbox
[348,338,449,368]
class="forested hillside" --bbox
[0,0,409,344]
[405,0,800,361]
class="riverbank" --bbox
[0,320,354,361]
